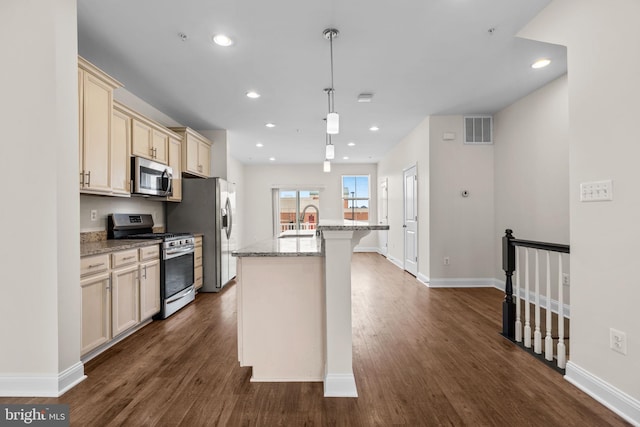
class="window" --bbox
[342,175,369,221]
[275,189,320,235]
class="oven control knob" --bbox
[170,242,175,247]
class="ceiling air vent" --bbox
[464,116,493,144]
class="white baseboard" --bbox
[376,247,388,256]
[428,278,497,288]
[416,273,429,286]
[0,362,86,397]
[324,373,358,397]
[565,361,640,426]
[354,246,379,253]
[493,279,571,318]
[250,376,323,382]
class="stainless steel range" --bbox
[108,213,195,319]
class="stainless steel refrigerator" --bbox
[166,177,237,292]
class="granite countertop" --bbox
[317,220,390,231]
[233,236,322,257]
[81,239,161,257]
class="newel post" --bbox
[502,229,516,339]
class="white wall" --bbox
[521,0,640,418]
[0,0,82,396]
[377,117,430,278]
[80,195,166,232]
[228,155,245,249]
[242,163,378,250]
[429,116,495,283]
[202,129,228,179]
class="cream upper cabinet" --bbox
[132,117,169,165]
[78,57,122,195]
[111,102,131,196]
[167,136,182,202]
[169,127,212,178]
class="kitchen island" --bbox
[233,220,388,397]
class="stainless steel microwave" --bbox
[131,157,173,197]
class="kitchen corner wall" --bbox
[80,195,166,232]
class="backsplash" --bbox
[80,194,165,233]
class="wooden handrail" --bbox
[510,239,570,254]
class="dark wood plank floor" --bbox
[4,253,629,426]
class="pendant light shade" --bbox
[325,142,335,160]
[327,112,339,135]
[323,160,331,173]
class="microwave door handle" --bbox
[161,169,172,195]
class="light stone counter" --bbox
[233,236,322,257]
[80,239,161,257]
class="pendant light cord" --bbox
[329,31,335,113]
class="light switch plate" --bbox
[580,180,613,202]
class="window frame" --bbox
[341,175,370,222]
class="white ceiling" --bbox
[77,0,566,165]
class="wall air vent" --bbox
[464,115,493,144]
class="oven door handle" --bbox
[166,286,195,304]
[164,246,195,259]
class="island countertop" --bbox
[316,220,389,231]
[233,236,322,257]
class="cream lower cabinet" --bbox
[194,236,203,291]
[111,249,140,337]
[81,244,160,358]
[80,254,111,355]
[140,244,161,320]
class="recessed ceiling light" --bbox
[357,93,373,103]
[246,91,260,99]
[256,143,264,148]
[347,142,356,147]
[269,157,276,161]
[343,156,349,160]
[212,34,233,47]
[369,126,380,131]
[531,58,551,69]
[265,123,276,128]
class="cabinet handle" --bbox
[143,265,147,279]
[88,262,105,268]
[80,171,85,187]
[106,277,111,291]
[123,256,136,261]
[85,171,91,187]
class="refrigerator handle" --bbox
[225,197,233,239]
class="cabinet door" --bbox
[81,272,111,355]
[111,109,131,195]
[167,137,182,202]
[151,129,168,164]
[131,119,153,160]
[111,264,140,336]
[198,140,211,177]
[78,68,84,189]
[184,134,199,175]
[140,259,160,320]
[82,72,112,193]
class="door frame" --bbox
[403,164,418,276]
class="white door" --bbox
[403,165,418,276]
[379,178,389,256]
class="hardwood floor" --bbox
[4,253,629,426]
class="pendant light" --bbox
[325,133,335,160]
[323,28,339,135]
[323,160,331,173]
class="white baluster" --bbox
[557,253,566,369]
[524,248,531,348]
[545,251,553,361]
[515,247,522,342]
[534,250,542,354]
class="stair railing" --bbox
[502,229,570,370]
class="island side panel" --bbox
[237,256,325,382]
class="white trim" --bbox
[428,278,497,288]
[354,246,379,253]
[386,254,403,269]
[376,246,388,256]
[270,184,326,190]
[250,376,323,383]
[417,273,430,286]
[493,279,571,318]
[324,373,358,397]
[565,362,640,426]
[0,362,86,397]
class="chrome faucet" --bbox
[299,204,320,235]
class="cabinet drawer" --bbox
[81,254,109,277]
[139,244,160,261]
[194,265,203,290]
[194,245,203,267]
[112,249,138,268]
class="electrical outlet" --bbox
[90,210,98,221]
[443,257,450,266]
[610,328,627,355]
[562,273,570,286]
